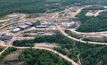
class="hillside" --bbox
[0,0,107,17]
[19,49,71,65]
[13,32,107,65]
[76,9,107,32]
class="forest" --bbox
[76,9,107,32]
[13,32,107,65]
[1,0,107,65]
[0,0,107,17]
[19,49,71,65]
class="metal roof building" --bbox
[18,24,29,29]
[36,25,48,28]
[10,28,20,33]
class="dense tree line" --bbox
[65,30,107,43]
[13,31,107,65]
[56,39,107,65]
[76,9,107,32]
[13,32,71,46]
[18,49,71,65]
[1,0,107,17]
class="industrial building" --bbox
[0,34,13,41]
[18,24,29,30]
[36,25,48,28]
[9,20,52,33]
[10,28,20,33]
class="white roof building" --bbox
[11,28,20,32]
[67,21,75,27]
[18,24,29,29]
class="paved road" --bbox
[55,23,107,45]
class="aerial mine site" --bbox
[0,0,107,65]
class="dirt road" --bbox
[15,46,79,65]
[55,23,107,45]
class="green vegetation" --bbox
[76,9,107,32]
[13,32,70,46]
[0,47,4,52]
[79,45,107,65]
[0,0,69,17]
[19,49,71,65]
[0,47,17,63]
[82,36,107,43]
[65,30,107,43]
[56,42,107,65]
[13,31,107,65]
[65,30,82,39]
[1,0,107,17]
[22,33,35,37]
[13,39,35,47]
